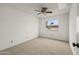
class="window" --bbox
[46,18,59,30]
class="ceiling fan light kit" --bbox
[35,7,52,15]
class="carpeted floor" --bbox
[0,37,73,55]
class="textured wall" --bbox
[0,5,39,50]
[39,13,69,41]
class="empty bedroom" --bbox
[0,3,76,55]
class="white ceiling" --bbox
[0,3,71,18]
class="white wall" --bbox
[69,4,77,55]
[0,5,39,51]
[76,4,79,54]
[39,13,69,41]
[76,17,79,54]
[76,17,79,33]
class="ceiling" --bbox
[0,3,71,18]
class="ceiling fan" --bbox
[35,7,52,15]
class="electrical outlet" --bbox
[11,40,13,43]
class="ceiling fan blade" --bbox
[37,13,41,15]
[35,10,41,12]
[46,11,52,13]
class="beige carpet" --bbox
[1,37,72,55]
